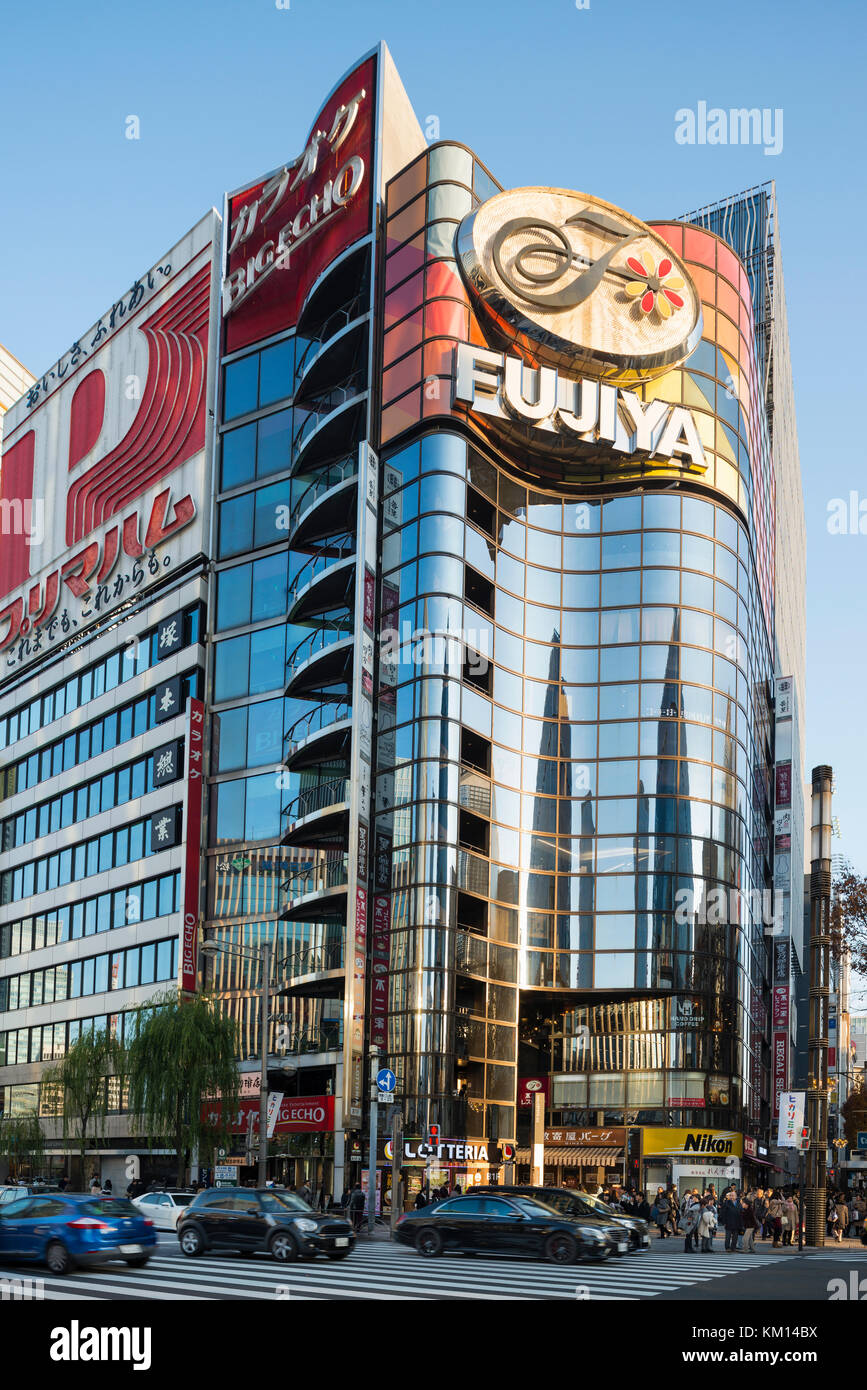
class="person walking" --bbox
[681,1198,701,1252]
[835,1194,849,1243]
[781,1194,796,1246]
[347,1183,365,1232]
[753,1188,767,1241]
[652,1187,671,1239]
[698,1198,717,1253]
[766,1190,784,1247]
[721,1193,744,1251]
[741,1198,757,1253]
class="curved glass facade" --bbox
[375,147,778,1153]
[376,435,774,1141]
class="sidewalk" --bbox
[649,1232,867,1256]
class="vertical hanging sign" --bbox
[344,442,379,1124]
[180,697,205,994]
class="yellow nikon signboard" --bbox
[641,1128,744,1158]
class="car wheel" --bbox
[325,1250,351,1261]
[544,1232,579,1265]
[269,1231,299,1263]
[125,1256,150,1268]
[415,1227,443,1257]
[179,1226,205,1257]
[45,1241,72,1276]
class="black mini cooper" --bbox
[176,1188,355,1262]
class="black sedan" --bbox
[176,1188,355,1263]
[478,1185,651,1251]
[395,1192,625,1264]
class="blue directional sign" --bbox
[857,1131,867,1151]
[376,1068,397,1094]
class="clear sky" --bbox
[1,0,865,911]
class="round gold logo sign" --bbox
[457,188,702,383]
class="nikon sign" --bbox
[641,1128,744,1158]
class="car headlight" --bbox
[293,1219,319,1233]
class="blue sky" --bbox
[2,0,865,905]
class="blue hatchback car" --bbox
[0,1193,157,1275]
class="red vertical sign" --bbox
[181,698,205,993]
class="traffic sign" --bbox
[378,1092,395,1104]
[214,1165,238,1181]
[376,1068,397,1094]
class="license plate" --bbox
[335,1238,349,1247]
[119,1244,142,1254]
[617,1242,628,1252]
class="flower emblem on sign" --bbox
[624,254,685,318]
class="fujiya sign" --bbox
[453,342,706,470]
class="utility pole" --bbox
[367,1045,379,1237]
[258,940,270,1188]
[806,765,833,1245]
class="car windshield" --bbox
[577,1194,614,1215]
[84,1199,141,1218]
[260,1192,312,1213]
[511,1197,566,1216]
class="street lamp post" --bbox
[806,765,833,1246]
[201,936,272,1187]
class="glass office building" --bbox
[0,47,802,1197]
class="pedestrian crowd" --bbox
[634,1182,867,1252]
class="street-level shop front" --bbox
[641,1128,744,1198]
[377,1138,513,1210]
[515,1127,627,1191]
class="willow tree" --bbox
[42,1029,125,1188]
[126,991,240,1186]
[0,1112,45,1181]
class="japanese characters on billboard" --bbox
[180,698,205,994]
[222,55,376,353]
[0,212,220,675]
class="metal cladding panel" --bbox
[0,211,221,676]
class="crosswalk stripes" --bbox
[0,1243,797,1302]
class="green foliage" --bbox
[126,990,240,1185]
[42,1029,125,1182]
[0,1111,45,1178]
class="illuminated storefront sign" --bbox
[452,342,706,467]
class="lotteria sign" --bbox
[641,1128,744,1158]
[383,1139,512,1164]
[221,54,376,353]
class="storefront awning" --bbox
[515,1146,624,1166]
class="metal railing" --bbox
[284,702,351,756]
[277,1023,342,1055]
[291,371,366,457]
[288,537,355,608]
[294,296,366,383]
[282,776,349,824]
[288,456,358,536]
[278,938,345,978]
[283,853,349,900]
[286,619,352,676]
